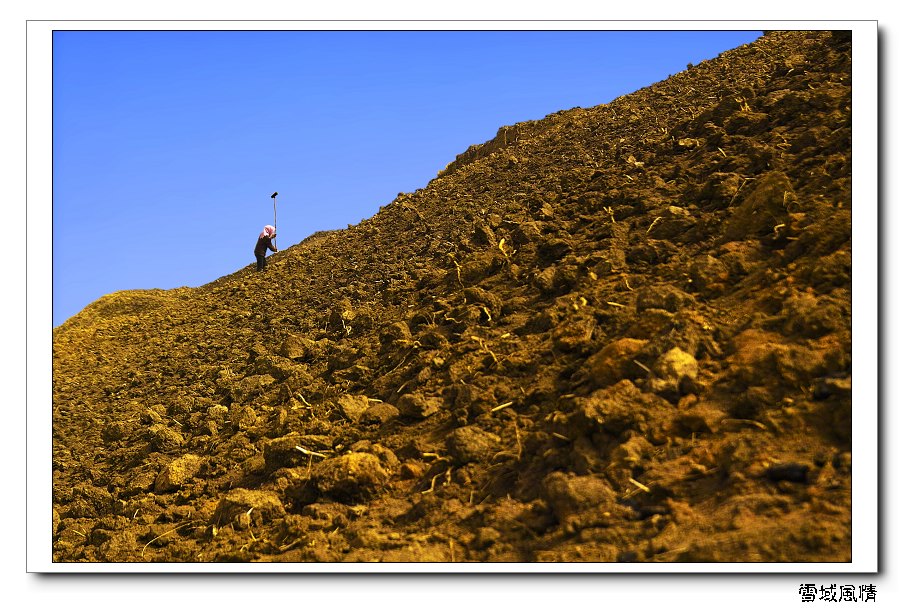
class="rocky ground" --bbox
[52,30,852,564]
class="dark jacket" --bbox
[254,236,278,257]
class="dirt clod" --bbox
[311,453,390,503]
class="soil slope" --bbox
[52,30,853,564]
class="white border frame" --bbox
[28,19,879,574]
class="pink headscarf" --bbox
[260,225,276,239]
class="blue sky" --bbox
[52,29,761,327]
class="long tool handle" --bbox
[271,191,278,249]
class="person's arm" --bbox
[269,238,278,252]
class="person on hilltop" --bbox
[254,225,278,272]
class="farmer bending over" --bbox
[255,225,278,271]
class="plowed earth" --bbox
[52,30,853,564]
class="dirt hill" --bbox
[52,30,853,563]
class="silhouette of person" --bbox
[254,225,278,271]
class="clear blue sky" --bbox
[52,29,761,327]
